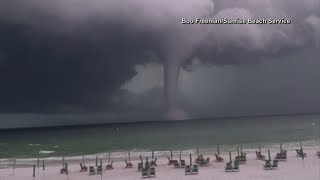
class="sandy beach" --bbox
[1,148,319,180]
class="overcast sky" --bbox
[0,0,319,122]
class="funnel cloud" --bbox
[0,0,319,120]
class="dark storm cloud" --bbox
[0,0,319,113]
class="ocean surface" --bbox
[0,114,319,167]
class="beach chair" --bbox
[60,167,67,174]
[185,165,192,175]
[97,165,102,174]
[192,165,199,174]
[215,154,224,162]
[271,160,279,170]
[89,166,95,175]
[256,151,265,160]
[60,163,68,174]
[180,160,186,168]
[199,159,205,166]
[174,161,180,168]
[149,167,156,177]
[195,154,203,164]
[239,155,246,164]
[125,160,133,168]
[145,162,150,170]
[151,158,157,167]
[138,163,143,171]
[280,151,287,161]
[106,160,114,170]
[167,157,174,165]
[256,151,260,159]
[204,158,210,166]
[263,160,272,170]
[296,149,307,157]
[232,162,240,172]
[225,162,233,172]
[80,163,88,172]
[141,168,149,178]
[234,159,240,166]
[275,150,287,161]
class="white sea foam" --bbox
[28,144,40,146]
[39,151,55,154]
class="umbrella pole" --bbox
[128,152,131,161]
[33,164,36,179]
[170,150,173,159]
[82,155,85,165]
[100,159,103,180]
[42,160,45,177]
[12,159,16,176]
[96,156,98,167]
[108,152,111,162]
[300,142,305,168]
[37,157,39,176]
[62,155,65,168]
[66,163,68,180]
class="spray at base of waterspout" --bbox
[163,108,190,120]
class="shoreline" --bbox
[1,145,319,167]
[0,148,319,180]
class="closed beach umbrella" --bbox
[62,156,65,168]
[146,157,148,168]
[170,150,173,159]
[152,150,154,159]
[197,147,199,157]
[128,152,131,161]
[241,145,243,154]
[37,158,39,170]
[268,149,271,161]
[189,154,192,166]
[37,158,39,175]
[82,155,85,165]
[300,142,305,168]
[300,142,304,159]
[280,144,282,152]
[96,156,98,167]
[42,160,45,171]
[100,159,103,180]
[65,163,69,180]
[218,146,220,155]
[13,159,16,176]
[139,155,142,163]
[237,147,240,156]
[229,152,232,163]
[179,150,182,161]
[108,152,111,162]
[33,164,36,178]
[259,144,261,153]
